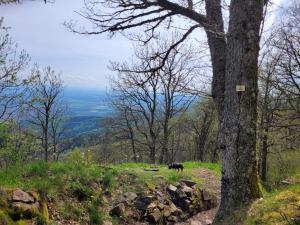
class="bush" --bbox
[89,202,103,225]
[67,149,85,166]
[27,161,50,177]
[71,181,92,201]
[102,169,118,189]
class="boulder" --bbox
[134,195,154,210]
[166,185,177,195]
[11,202,40,219]
[110,203,125,217]
[157,203,165,210]
[180,180,197,187]
[163,202,182,218]
[181,185,193,198]
[167,215,178,222]
[176,189,188,199]
[12,189,35,203]
[124,192,137,202]
[169,203,182,216]
[147,202,157,209]
[147,208,161,223]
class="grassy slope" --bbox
[245,184,300,225]
[0,161,299,225]
[0,161,220,224]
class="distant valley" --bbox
[62,88,114,138]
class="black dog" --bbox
[168,163,184,172]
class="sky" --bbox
[0,0,133,90]
[0,0,284,90]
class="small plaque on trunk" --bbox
[236,85,245,92]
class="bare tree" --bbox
[111,42,200,164]
[258,1,300,182]
[190,99,216,162]
[27,66,65,161]
[111,97,139,162]
[157,43,199,163]
[0,19,30,120]
[69,0,268,218]
[111,58,160,164]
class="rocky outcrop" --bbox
[0,188,49,224]
[111,182,217,224]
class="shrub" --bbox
[67,149,85,166]
[26,161,50,177]
[71,181,92,201]
[89,203,103,225]
[102,169,118,189]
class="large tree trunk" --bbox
[214,0,263,220]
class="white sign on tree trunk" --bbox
[236,85,245,92]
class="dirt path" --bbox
[176,168,221,225]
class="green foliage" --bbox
[267,150,300,188]
[71,181,92,201]
[88,201,103,225]
[59,202,82,220]
[102,169,118,189]
[0,122,36,169]
[0,209,13,225]
[67,148,85,165]
[167,172,191,183]
[0,161,219,224]
[27,161,50,177]
[245,185,300,225]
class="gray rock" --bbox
[147,202,157,209]
[180,180,197,187]
[169,203,182,216]
[124,192,137,201]
[134,195,154,210]
[176,189,188,199]
[181,185,193,197]
[167,215,178,222]
[167,184,177,195]
[110,203,125,217]
[147,208,161,223]
[12,189,35,204]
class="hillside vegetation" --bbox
[0,160,299,225]
[0,161,220,225]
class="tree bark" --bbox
[215,0,263,220]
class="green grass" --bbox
[112,161,222,190]
[245,184,300,225]
[0,161,220,224]
[182,161,221,175]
